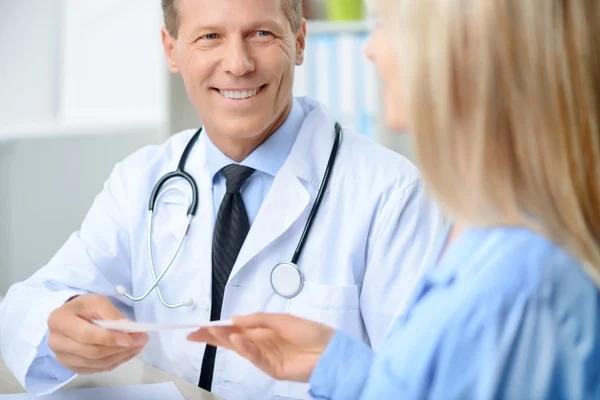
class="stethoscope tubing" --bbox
[117,123,342,306]
[291,122,342,265]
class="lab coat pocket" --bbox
[273,282,363,399]
[287,281,362,323]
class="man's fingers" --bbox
[85,300,126,321]
[100,347,141,372]
[56,345,142,371]
[48,295,148,375]
[49,312,147,348]
[71,294,126,321]
[48,333,138,360]
[49,295,147,348]
[116,350,140,368]
[73,321,146,348]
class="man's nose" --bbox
[222,39,255,76]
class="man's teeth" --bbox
[219,87,260,100]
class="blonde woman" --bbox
[188,0,600,397]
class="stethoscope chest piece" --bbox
[270,262,304,299]
[117,122,341,308]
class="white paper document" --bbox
[92,318,233,333]
[0,382,185,400]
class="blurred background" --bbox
[0,0,414,296]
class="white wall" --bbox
[0,1,62,125]
[0,0,166,128]
[0,1,169,294]
[0,144,11,293]
[61,0,167,123]
[0,132,164,295]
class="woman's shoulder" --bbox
[388,227,600,398]
[463,227,597,310]
[431,226,600,365]
[414,226,600,346]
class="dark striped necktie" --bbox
[199,164,255,391]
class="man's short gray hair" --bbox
[161,0,303,38]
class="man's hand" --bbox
[47,294,148,374]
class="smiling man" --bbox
[162,0,305,163]
[0,1,444,399]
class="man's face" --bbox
[162,0,306,143]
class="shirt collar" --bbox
[427,225,525,285]
[203,98,305,180]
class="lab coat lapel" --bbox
[229,102,337,281]
[185,137,214,308]
[231,169,310,277]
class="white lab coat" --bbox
[0,97,444,400]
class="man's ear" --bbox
[161,27,180,73]
[295,19,307,66]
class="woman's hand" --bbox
[188,313,335,382]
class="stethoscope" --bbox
[116,122,342,308]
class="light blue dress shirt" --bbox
[22,99,306,392]
[309,226,600,399]
[203,98,305,225]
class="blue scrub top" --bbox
[309,226,600,399]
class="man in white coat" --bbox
[0,0,444,399]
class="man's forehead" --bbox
[179,0,283,12]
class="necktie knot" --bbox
[222,164,255,194]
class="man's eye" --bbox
[201,33,218,40]
[255,30,271,37]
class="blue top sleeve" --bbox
[308,330,374,399]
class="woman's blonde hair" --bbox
[380,0,600,272]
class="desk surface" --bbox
[0,355,221,400]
